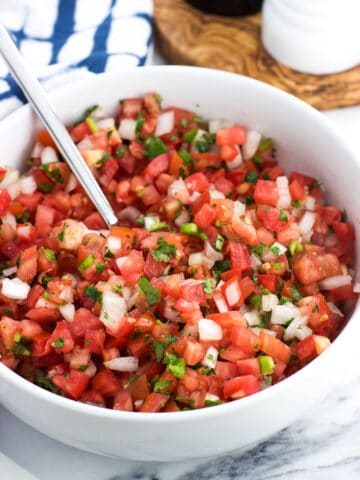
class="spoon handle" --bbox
[0,22,118,228]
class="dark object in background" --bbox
[186,0,263,16]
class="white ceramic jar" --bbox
[262,0,360,74]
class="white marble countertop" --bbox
[2,49,360,480]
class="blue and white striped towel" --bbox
[0,0,153,120]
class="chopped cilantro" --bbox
[245,170,259,184]
[58,226,65,241]
[116,146,125,159]
[151,237,176,263]
[163,352,186,379]
[279,296,291,305]
[153,379,172,393]
[154,93,162,105]
[180,118,188,127]
[96,153,111,166]
[104,246,115,259]
[151,335,178,362]
[51,338,65,349]
[245,197,255,206]
[11,342,31,357]
[183,128,198,143]
[35,376,60,394]
[252,243,266,256]
[258,137,273,153]
[85,338,93,346]
[272,262,283,271]
[270,245,281,256]
[95,263,106,274]
[292,199,302,208]
[138,277,161,306]
[78,365,89,372]
[85,284,103,304]
[37,182,53,193]
[249,293,262,309]
[144,134,169,159]
[178,148,193,166]
[205,399,222,407]
[202,278,214,295]
[279,209,288,221]
[212,260,231,282]
[135,112,145,133]
[195,133,215,153]
[290,286,303,302]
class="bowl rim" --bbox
[0,65,359,423]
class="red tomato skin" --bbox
[52,370,90,400]
[229,242,251,271]
[216,126,246,146]
[223,375,259,399]
[0,189,11,215]
[194,203,216,229]
[254,180,279,207]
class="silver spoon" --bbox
[0,22,118,228]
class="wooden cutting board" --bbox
[154,0,360,110]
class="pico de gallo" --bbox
[0,93,358,412]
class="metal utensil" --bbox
[0,22,118,228]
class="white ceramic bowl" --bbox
[0,66,359,461]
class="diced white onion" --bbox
[20,175,37,195]
[31,142,43,158]
[327,302,344,317]
[65,173,78,193]
[84,360,97,379]
[262,293,279,312]
[1,277,30,300]
[205,392,220,402]
[115,256,128,270]
[97,117,115,129]
[270,303,301,325]
[250,327,277,337]
[121,286,139,309]
[188,252,206,266]
[168,177,190,203]
[144,215,160,231]
[174,209,190,227]
[100,291,127,331]
[1,212,16,229]
[213,290,229,313]
[242,130,261,160]
[276,176,291,209]
[118,118,137,141]
[226,151,243,170]
[59,303,75,322]
[298,211,315,235]
[189,191,201,203]
[202,346,218,369]
[198,318,223,341]
[104,356,138,372]
[244,311,261,326]
[224,280,240,307]
[155,110,175,136]
[163,297,181,322]
[77,137,94,151]
[106,236,122,252]
[305,196,316,211]
[209,188,225,199]
[208,119,234,134]
[1,266,17,277]
[190,129,208,152]
[0,168,19,189]
[59,285,74,303]
[117,206,141,224]
[262,242,287,261]
[7,182,21,200]
[284,317,312,341]
[41,146,58,164]
[204,241,223,264]
[233,200,246,217]
[319,275,352,290]
[250,253,262,271]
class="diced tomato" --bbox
[183,337,205,366]
[215,361,239,380]
[47,320,74,354]
[231,325,260,354]
[290,171,315,188]
[254,180,279,207]
[289,179,306,201]
[298,294,331,329]
[257,274,279,293]
[52,370,90,400]
[113,389,133,411]
[229,242,251,271]
[194,203,216,229]
[259,330,291,363]
[17,245,37,284]
[216,126,246,146]
[231,217,258,246]
[207,311,247,330]
[84,329,105,355]
[0,189,11,215]
[295,334,330,362]
[92,368,121,397]
[140,393,170,412]
[293,252,327,285]
[185,172,209,193]
[143,153,169,180]
[236,358,261,377]
[223,375,259,399]
[257,206,287,232]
